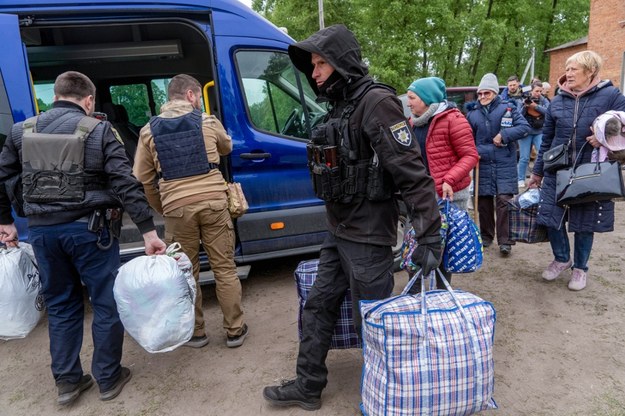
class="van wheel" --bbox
[392,214,409,272]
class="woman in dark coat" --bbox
[466,73,530,256]
[528,50,625,291]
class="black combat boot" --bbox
[263,379,321,411]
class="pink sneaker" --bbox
[542,259,572,281]
[568,268,587,291]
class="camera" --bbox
[524,96,539,105]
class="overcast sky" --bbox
[238,0,252,8]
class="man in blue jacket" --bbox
[0,71,166,406]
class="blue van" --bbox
[0,0,407,276]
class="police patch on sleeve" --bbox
[111,127,124,145]
[389,121,412,146]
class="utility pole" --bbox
[318,0,324,29]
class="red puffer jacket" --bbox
[425,108,478,197]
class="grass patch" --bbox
[586,391,625,416]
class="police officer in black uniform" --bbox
[263,24,442,411]
[0,71,166,406]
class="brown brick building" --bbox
[546,0,625,95]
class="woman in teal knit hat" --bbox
[405,76,479,288]
[406,77,478,208]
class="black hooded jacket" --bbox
[289,25,441,246]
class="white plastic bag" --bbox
[0,243,43,340]
[113,243,196,353]
[517,188,541,209]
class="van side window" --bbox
[236,50,325,140]
[110,84,152,127]
[150,79,170,116]
[0,76,14,150]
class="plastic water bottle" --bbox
[501,107,513,128]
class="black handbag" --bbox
[556,160,625,206]
[543,142,570,173]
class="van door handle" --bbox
[240,152,271,160]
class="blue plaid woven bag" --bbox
[294,259,361,349]
[360,270,497,416]
[508,190,549,244]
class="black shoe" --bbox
[57,374,93,406]
[263,379,321,411]
[184,335,210,348]
[500,244,512,255]
[226,324,249,348]
[100,367,132,401]
[483,239,493,248]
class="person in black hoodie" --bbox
[262,24,442,411]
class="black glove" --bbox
[411,243,442,277]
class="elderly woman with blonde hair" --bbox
[528,50,625,291]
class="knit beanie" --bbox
[478,73,499,94]
[407,77,447,105]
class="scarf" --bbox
[412,102,447,127]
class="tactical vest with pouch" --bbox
[149,109,218,181]
[307,83,394,203]
[21,115,103,203]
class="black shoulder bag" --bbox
[555,141,625,206]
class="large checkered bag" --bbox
[508,190,549,244]
[360,270,497,416]
[294,259,361,349]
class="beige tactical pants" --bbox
[163,198,244,338]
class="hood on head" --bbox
[288,24,368,95]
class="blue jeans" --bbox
[29,221,123,391]
[548,226,594,271]
[517,133,542,181]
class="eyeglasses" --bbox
[477,92,493,97]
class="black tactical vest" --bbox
[149,109,218,180]
[306,83,394,203]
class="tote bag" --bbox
[400,200,482,273]
[360,269,497,416]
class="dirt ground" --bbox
[2,208,625,416]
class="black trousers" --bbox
[295,233,394,393]
[478,194,514,246]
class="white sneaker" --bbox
[518,180,526,188]
[542,259,572,281]
[568,268,587,291]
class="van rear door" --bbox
[0,13,35,240]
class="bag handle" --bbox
[569,140,595,174]
[404,269,486,408]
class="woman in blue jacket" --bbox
[528,50,625,291]
[466,73,530,256]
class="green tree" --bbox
[36,98,52,112]
[253,0,590,90]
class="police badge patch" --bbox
[389,121,412,146]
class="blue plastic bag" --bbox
[400,199,482,274]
